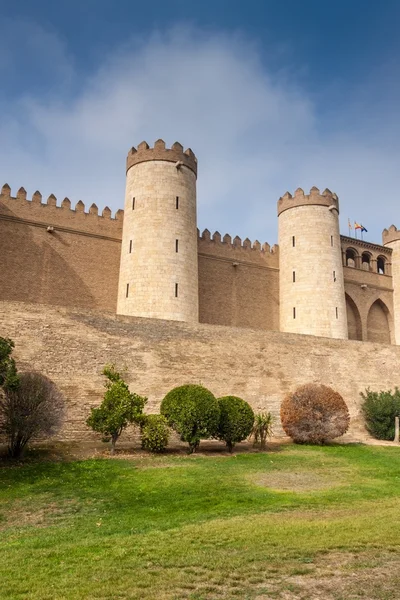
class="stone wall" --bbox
[0,186,122,311]
[198,231,280,330]
[1,300,399,442]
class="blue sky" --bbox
[1,0,400,244]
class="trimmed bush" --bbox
[217,395,254,452]
[280,383,350,444]
[141,414,170,453]
[361,388,400,440]
[161,384,219,453]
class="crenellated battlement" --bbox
[198,228,279,268]
[277,186,339,216]
[382,225,400,246]
[126,139,198,177]
[0,183,123,238]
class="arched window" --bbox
[346,248,358,268]
[377,256,386,275]
[361,252,372,271]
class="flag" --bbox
[355,222,368,232]
[348,218,352,229]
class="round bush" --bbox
[217,396,254,452]
[361,388,400,440]
[141,414,170,453]
[160,384,219,453]
[280,383,350,444]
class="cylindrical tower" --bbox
[382,225,400,344]
[277,186,347,339]
[117,139,199,322]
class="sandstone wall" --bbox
[0,187,122,311]
[198,231,279,330]
[1,300,399,443]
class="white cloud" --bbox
[0,21,399,244]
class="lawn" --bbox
[1,444,400,599]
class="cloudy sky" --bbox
[1,0,400,245]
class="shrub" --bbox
[161,384,219,453]
[0,372,64,458]
[86,365,147,454]
[280,383,350,444]
[216,396,254,452]
[0,336,19,393]
[141,414,170,453]
[250,412,274,449]
[361,388,400,440]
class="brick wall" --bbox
[1,300,399,442]
[0,188,122,311]
[198,231,280,330]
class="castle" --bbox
[1,139,398,345]
[2,139,400,440]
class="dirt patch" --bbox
[0,497,80,532]
[250,470,342,492]
[254,549,400,599]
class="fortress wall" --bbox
[0,189,122,311]
[1,300,399,442]
[198,233,279,330]
[344,268,394,342]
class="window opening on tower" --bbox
[292,236,295,247]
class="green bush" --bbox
[161,384,219,453]
[216,395,254,452]
[141,414,170,453]
[250,412,274,449]
[86,365,147,454]
[361,388,400,440]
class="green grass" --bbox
[1,444,400,599]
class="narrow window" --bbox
[292,235,295,247]
[293,307,296,319]
[333,270,336,281]
[175,283,178,298]
[132,197,135,210]
[336,307,338,319]
[126,283,129,298]
[331,235,333,246]
[292,271,296,282]
[129,240,132,253]
[175,239,179,253]
[176,196,179,209]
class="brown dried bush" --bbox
[280,383,350,444]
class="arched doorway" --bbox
[367,299,391,344]
[346,294,362,340]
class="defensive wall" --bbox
[0,184,395,341]
[1,300,399,441]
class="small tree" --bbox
[0,372,64,458]
[361,388,400,440]
[86,365,147,454]
[161,384,220,453]
[281,383,350,444]
[0,337,19,392]
[250,412,274,449]
[216,396,254,452]
[141,414,170,453]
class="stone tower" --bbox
[277,187,347,339]
[117,139,199,322]
[382,225,400,343]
